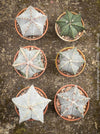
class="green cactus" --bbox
[56,10,85,38]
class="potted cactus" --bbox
[54,84,90,121]
[12,85,51,123]
[15,6,48,40]
[13,46,47,79]
[55,10,85,42]
[55,47,86,77]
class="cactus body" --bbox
[16,6,47,37]
[12,85,51,123]
[56,11,85,38]
[13,47,45,78]
[59,48,85,75]
[57,86,90,118]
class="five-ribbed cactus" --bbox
[56,10,85,38]
[57,85,90,118]
[12,85,51,123]
[16,6,47,37]
[59,48,85,75]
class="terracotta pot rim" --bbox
[15,86,48,121]
[55,47,86,77]
[55,11,84,42]
[54,84,90,121]
[13,46,47,79]
[15,7,48,41]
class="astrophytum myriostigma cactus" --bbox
[59,48,85,75]
[13,47,45,78]
[56,10,85,38]
[57,85,90,118]
[16,6,47,37]
[12,85,51,123]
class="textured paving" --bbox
[0,0,100,134]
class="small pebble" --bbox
[67,115,72,119]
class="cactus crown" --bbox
[57,85,90,118]
[12,85,51,123]
[13,47,45,78]
[59,48,85,75]
[16,6,47,37]
[56,10,85,38]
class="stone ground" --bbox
[0,0,100,134]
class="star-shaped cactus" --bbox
[57,85,90,118]
[13,47,45,78]
[59,48,85,75]
[16,6,47,37]
[56,10,85,38]
[12,85,51,123]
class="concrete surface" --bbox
[0,0,100,134]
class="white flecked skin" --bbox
[57,86,90,118]
[59,48,85,74]
[16,6,47,37]
[12,85,51,123]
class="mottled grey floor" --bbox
[0,0,100,134]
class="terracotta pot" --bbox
[54,84,90,121]
[15,7,48,41]
[55,11,84,42]
[13,46,47,79]
[55,47,86,77]
[15,86,48,121]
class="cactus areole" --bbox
[56,10,85,40]
[54,84,90,121]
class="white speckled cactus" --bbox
[13,47,45,78]
[57,85,90,118]
[12,85,51,123]
[59,48,85,75]
[16,6,47,37]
